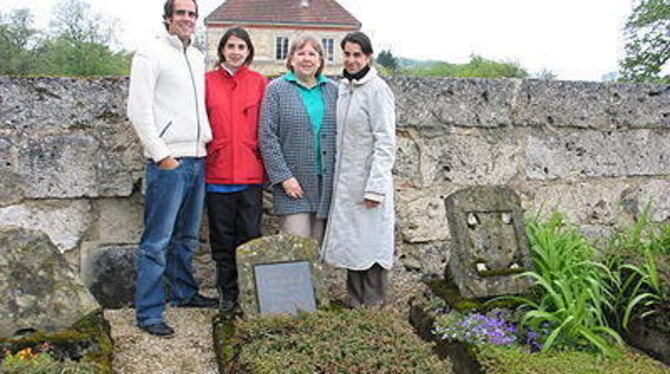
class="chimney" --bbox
[300,0,309,8]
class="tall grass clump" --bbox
[607,205,670,331]
[508,211,623,357]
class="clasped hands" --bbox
[281,177,379,208]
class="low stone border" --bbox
[212,313,242,374]
[625,317,670,365]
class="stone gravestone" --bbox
[236,234,328,317]
[445,186,533,298]
[0,226,100,338]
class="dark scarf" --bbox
[343,64,371,82]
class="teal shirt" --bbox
[284,72,327,175]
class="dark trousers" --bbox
[206,186,262,303]
[346,263,388,308]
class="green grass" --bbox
[477,344,669,374]
[234,308,451,373]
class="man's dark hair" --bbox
[163,0,199,30]
[217,26,255,66]
[340,31,373,56]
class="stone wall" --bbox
[1,75,669,288]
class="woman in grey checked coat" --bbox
[259,35,337,242]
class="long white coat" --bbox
[321,67,396,270]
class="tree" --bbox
[407,55,529,79]
[37,0,130,76]
[0,8,40,75]
[377,49,398,71]
[619,0,670,84]
[533,68,557,80]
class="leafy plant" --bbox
[234,308,450,373]
[433,309,548,352]
[0,345,96,374]
[503,211,623,357]
[606,204,670,330]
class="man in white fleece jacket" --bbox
[127,0,216,338]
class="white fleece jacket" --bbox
[127,31,212,162]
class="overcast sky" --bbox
[5,0,633,81]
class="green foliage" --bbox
[0,9,40,75]
[606,204,670,330]
[405,54,529,78]
[477,344,669,374]
[619,0,670,84]
[0,0,130,77]
[507,211,623,357]
[0,346,97,374]
[533,68,557,80]
[376,49,398,71]
[235,309,450,373]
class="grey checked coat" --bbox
[259,76,338,219]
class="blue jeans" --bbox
[135,158,205,327]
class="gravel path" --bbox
[105,267,434,373]
[106,307,219,374]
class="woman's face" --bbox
[290,43,321,78]
[221,35,249,70]
[343,42,371,75]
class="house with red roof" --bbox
[204,0,361,74]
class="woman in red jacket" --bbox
[205,26,267,313]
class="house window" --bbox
[276,36,289,60]
[322,38,334,62]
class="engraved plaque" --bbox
[254,261,316,316]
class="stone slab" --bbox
[0,76,129,132]
[522,181,630,225]
[445,186,533,298]
[0,226,100,338]
[0,200,91,253]
[390,77,514,133]
[607,83,670,129]
[419,131,523,185]
[236,234,327,317]
[514,79,610,128]
[526,129,670,180]
[396,187,455,243]
[620,179,670,222]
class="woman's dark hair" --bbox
[217,26,255,66]
[163,0,199,30]
[340,31,373,56]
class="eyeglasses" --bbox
[174,9,198,18]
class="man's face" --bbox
[167,0,197,43]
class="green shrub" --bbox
[477,344,669,374]
[505,211,623,357]
[0,346,97,374]
[607,205,670,330]
[234,309,450,373]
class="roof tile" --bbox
[205,0,361,27]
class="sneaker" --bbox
[178,293,218,308]
[138,322,175,337]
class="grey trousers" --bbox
[278,213,326,244]
[346,263,388,308]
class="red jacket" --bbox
[205,66,268,184]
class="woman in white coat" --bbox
[322,32,396,308]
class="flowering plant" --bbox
[433,309,548,352]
